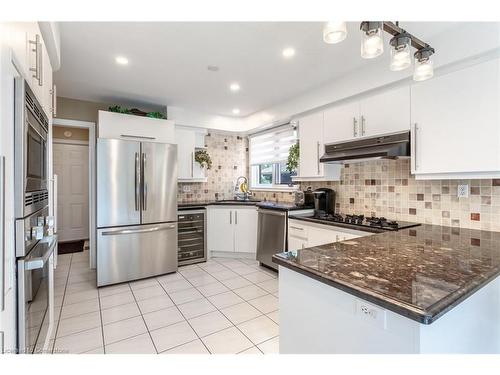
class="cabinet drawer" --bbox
[288,221,309,239]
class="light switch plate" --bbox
[457,184,469,198]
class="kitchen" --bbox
[1,2,500,371]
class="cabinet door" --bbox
[207,208,234,252]
[234,208,258,253]
[323,101,360,143]
[175,129,196,180]
[411,59,500,175]
[288,235,307,251]
[306,226,339,247]
[360,86,410,137]
[298,112,324,178]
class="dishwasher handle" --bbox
[257,209,286,217]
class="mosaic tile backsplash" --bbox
[262,159,500,232]
[178,135,499,232]
[177,132,249,202]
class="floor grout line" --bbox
[128,282,160,354]
[51,256,279,354]
[158,274,213,354]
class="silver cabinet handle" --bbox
[361,116,366,135]
[412,123,418,171]
[229,211,232,225]
[353,117,358,137]
[0,156,5,312]
[134,152,140,211]
[316,141,320,175]
[142,153,147,210]
[39,38,43,87]
[289,226,304,231]
[120,134,156,140]
[51,84,57,117]
[191,152,194,177]
[102,225,175,236]
[29,34,42,85]
[235,210,238,225]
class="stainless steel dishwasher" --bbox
[256,209,287,270]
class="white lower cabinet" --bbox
[288,219,369,250]
[207,206,258,255]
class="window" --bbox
[249,125,298,190]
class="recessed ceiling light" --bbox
[115,56,129,65]
[282,47,296,58]
[230,83,241,92]
[232,108,240,115]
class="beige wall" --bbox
[56,96,165,123]
[53,125,89,141]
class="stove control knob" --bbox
[32,226,44,240]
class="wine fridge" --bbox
[178,209,206,266]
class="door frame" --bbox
[52,118,96,269]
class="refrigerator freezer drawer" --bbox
[97,222,178,287]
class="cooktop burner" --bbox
[311,213,419,231]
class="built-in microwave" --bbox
[14,78,49,218]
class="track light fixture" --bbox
[323,21,436,81]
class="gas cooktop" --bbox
[310,213,420,231]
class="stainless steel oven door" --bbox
[17,235,56,354]
[25,109,47,193]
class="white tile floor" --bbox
[51,251,279,354]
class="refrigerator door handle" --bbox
[141,153,147,211]
[134,152,140,211]
[101,225,176,236]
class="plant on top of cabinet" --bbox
[108,106,167,119]
[286,142,299,173]
[195,149,212,169]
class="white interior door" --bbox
[53,143,89,242]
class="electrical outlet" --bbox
[182,185,191,193]
[457,184,469,198]
[356,300,386,329]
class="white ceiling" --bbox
[55,22,458,118]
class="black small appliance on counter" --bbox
[313,188,336,216]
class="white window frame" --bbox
[249,125,298,192]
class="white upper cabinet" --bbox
[411,58,500,179]
[298,111,324,178]
[296,111,341,181]
[175,127,207,182]
[97,110,175,143]
[323,101,360,144]
[359,86,410,137]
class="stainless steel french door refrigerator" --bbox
[96,139,178,286]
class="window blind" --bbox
[249,125,297,165]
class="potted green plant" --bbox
[194,150,212,169]
[286,142,299,173]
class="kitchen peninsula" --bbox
[273,224,500,354]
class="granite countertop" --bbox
[178,200,312,211]
[273,224,500,324]
[178,200,261,208]
[256,201,314,211]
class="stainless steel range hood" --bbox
[320,131,410,164]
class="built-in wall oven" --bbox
[14,77,49,218]
[178,208,206,266]
[14,78,56,354]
